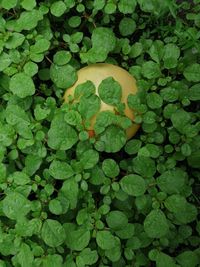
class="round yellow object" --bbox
[64,63,140,139]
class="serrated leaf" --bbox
[61,178,79,209]
[41,219,66,247]
[141,61,161,79]
[98,77,122,105]
[144,209,169,238]
[157,168,187,194]
[78,248,98,265]
[102,158,120,178]
[176,251,199,267]
[50,1,66,17]
[163,43,180,69]
[79,149,99,169]
[155,252,176,267]
[42,254,63,267]
[78,95,101,120]
[15,243,34,267]
[96,230,117,250]
[183,63,200,82]
[49,159,74,180]
[65,227,90,251]
[0,52,11,71]
[132,156,156,178]
[95,125,127,153]
[118,0,136,14]
[48,112,78,150]
[11,171,30,185]
[9,73,35,98]
[120,174,146,196]
[106,211,128,230]
[2,192,31,220]
[50,63,77,89]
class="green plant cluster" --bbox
[0,0,200,266]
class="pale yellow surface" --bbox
[64,63,140,139]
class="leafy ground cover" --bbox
[0,0,200,266]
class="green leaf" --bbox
[41,219,66,247]
[187,150,200,168]
[160,87,179,102]
[0,52,11,71]
[95,125,127,153]
[163,43,180,69]
[118,0,137,14]
[64,110,82,127]
[115,223,135,239]
[171,109,191,132]
[34,104,50,120]
[119,18,136,36]
[96,230,117,250]
[141,61,161,79]
[155,252,176,267]
[132,156,156,178]
[77,248,98,265]
[20,0,36,10]
[124,139,142,155]
[11,171,30,185]
[50,1,66,17]
[144,209,169,238]
[61,178,79,209]
[148,40,164,63]
[94,111,116,134]
[98,77,122,105]
[102,158,120,178]
[104,2,116,14]
[42,254,63,267]
[188,84,200,100]
[157,168,187,194]
[93,0,105,10]
[2,192,31,220]
[65,226,90,251]
[78,95,101,120]
[165,195,197,224]
[68,16,81,28]
[105,240,121,262]
[79,149,99,169]
[15,243,34,267]
[106,211,128,230]
[74,81,96,99]
[24,61,38,77]
[30,38,50,54]
[164,194,187,213]
[175,203,198,224]
[9,73,35,98]
[50,63,77,89]
[1,0,17,9]
[53,51,72,66]
[183,63,200,82]
[0,163,6,183]
[81,27,116,63]
[49,159,74,180]
[48,112,78,150]
[120,174,146,197]
[146,92,163,109]
[49,197,69,215]
[129,42,143,58]
[0,123,15,147]
[17,10,43,31]
[176,251,199,267]
[24,154,43,176]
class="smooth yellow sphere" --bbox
[64,63,140,139]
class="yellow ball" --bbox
[64,63,140,139]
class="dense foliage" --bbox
[0,0,200,266]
